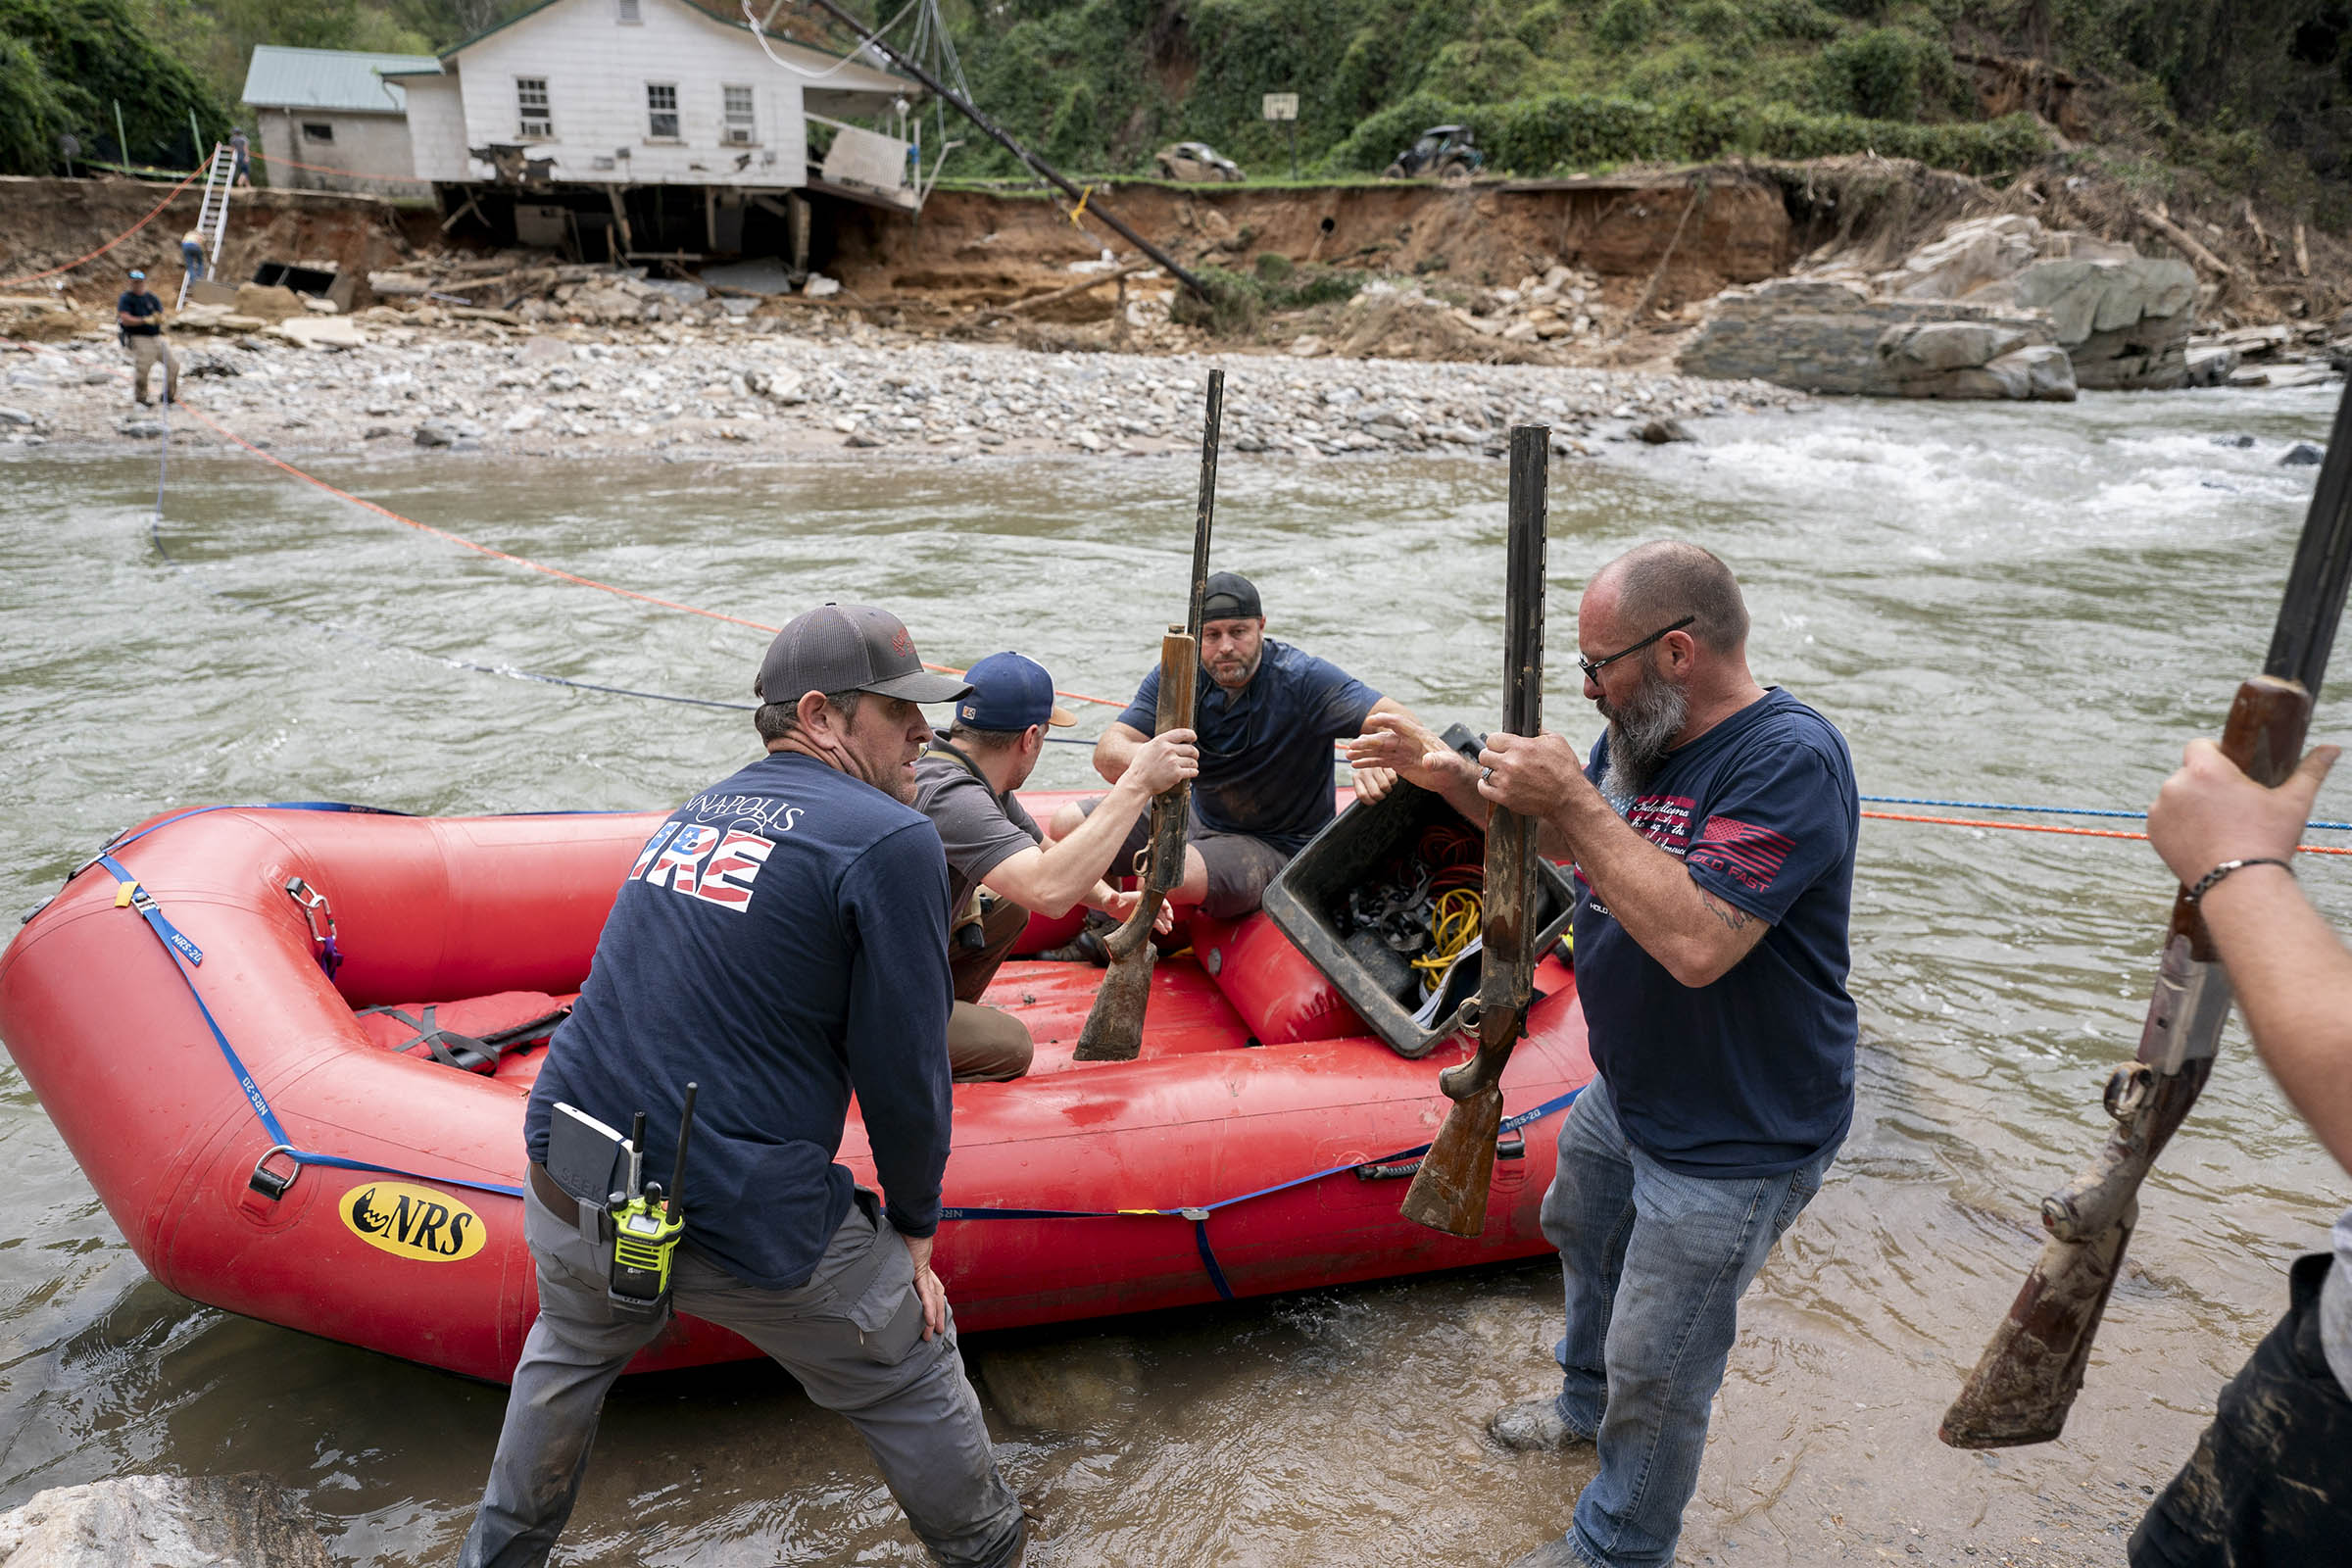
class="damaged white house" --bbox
[382,0,930,257]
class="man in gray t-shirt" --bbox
[910,652,1197,1079]
[2132,735,2352,1564]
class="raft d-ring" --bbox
[248,1145,302,1200]
[282,876,343,979]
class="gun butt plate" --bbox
[1399,1084,1504,1237]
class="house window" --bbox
[301,122,334,143]
[646,82,679,140]
[721,84,756,144]
[516,77,551,138]
[616,0,640,20]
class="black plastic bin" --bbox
[1263,758,1576,1060]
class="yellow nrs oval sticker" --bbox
[340,1181,488,1262]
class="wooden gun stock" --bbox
[1939,674,2312,1447]
[1399,799,1538,1236]
[1074,632,1198,1061]
[1401,423,1548,1238]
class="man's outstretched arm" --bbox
[2150,740,2352,1173]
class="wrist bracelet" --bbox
[2183,857,2295,903]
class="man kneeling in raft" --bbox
[911,651,1199,1079]
[458,604,1023,1568]
[1050,570,1421,927]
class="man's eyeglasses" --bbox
[1577,614,1694,684]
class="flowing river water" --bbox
[3,381,2349,1566]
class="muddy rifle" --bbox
[1940,377,2352,1448]
[1073,369,1223,1062]
[1400,423,1548,1238]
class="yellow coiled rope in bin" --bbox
[1410,888,1484,994]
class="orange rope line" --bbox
[1863,809,2352,857]
[170,399,1135,706]
[0,156,212,288]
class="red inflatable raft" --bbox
[0,798,1591,1383]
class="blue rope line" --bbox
[936,1086,1579,1301]
[1860,793,2352,833]
[940,1087,1580,1224]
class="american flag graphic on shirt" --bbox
[1687,814,1794,894]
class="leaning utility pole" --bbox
[792,0,1207,298]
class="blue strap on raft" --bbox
[91,811,1581,1304]
[96,849,526,1202]
[941,1086,1583,1300]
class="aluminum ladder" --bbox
[176,143,237,309]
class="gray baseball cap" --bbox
[756,603,972,706]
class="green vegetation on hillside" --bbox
[3,0,2346,223]
[948,0,2352,210]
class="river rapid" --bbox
[2,382,2347,1567]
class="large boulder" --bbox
[1885,216,2196,389]
[1682,215,2194,396]
[0,1474,333,1567]
[1677,278,2071,400]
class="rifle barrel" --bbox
[1187,370,1223,636]
[2265,381,2352,694]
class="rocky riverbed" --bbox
[0,314,1802,464]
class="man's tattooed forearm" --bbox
[1701,891,1752,933]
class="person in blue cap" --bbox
[116,270,175,407]
[910,651,1198,1078]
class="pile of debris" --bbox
[1452,264,1620,343]
[2184,320,2352,390]
[1281,265,1626,365]
[362,250,843,330]
[173,274,371,350]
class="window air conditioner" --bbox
[520,119,551,137]
[724,125,753,145]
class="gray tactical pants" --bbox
[458,1183,1024,1568]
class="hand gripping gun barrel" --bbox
[1940,379,2352,1448]
[1400,423,1548,1239]
[1074,369,1222,1062]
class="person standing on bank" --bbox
[1050,570,1415,924]
[911,651,1199,1080]
[1349,541,1857,1568]
[118,270,175,408]
[2130,738,2352,1564]
[229,126,251,187]
[458,603,1025,1568]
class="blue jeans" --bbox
[1539,1073,1838,1568]
[181,242,204,281]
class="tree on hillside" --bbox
[0,0,228,173]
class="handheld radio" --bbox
[609,1082,697,1320]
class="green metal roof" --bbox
[241,45,442,113]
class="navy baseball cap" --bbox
[1200,571,1261,621]
[956,652,1076,730]
[756,603,970,706]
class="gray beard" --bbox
[1597,670,1689,811]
